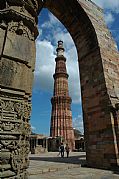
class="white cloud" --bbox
[31,125,36,131]
[92,0,119,26]
[49,13,60,25]
[104,12,115,25]
[34,40,55,92]
[65,46,81,103]
[92,0,119,12]
[73,115,84,134]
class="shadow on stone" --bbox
[29,154,86,166]
[112,166,119,175]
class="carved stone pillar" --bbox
[0,1,41,178]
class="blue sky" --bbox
[30,0,119,135]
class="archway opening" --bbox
[31,8,83,152]
[32,0,119,169]
[31,0,100,166]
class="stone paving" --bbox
[28,152,119,179]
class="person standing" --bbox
[57,145,61,156]
[60,143,64,158]
[65,144,70,158]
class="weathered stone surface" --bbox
[4,29,35,67]
[0,28,6,55]
[0,1,37,178]
[0,58,33,94]
[0,90,31,178]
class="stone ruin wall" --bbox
[79,0,119,168]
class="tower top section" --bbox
[56,40,65,57]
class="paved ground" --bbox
[28,152,119,179]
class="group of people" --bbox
[58,143,70,158]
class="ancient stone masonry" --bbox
[44,0,119,169]
[50,41,75,150]
[0,0,41,178]
[0,93,31,178]
[0,0,119,178]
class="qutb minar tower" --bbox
[50,41,74,150]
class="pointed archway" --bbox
[0,0,119,178]
[44,0,119,169]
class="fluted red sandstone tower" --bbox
[50,41,74,150]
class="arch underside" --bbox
[44,0,119,169]
[0,0,119,178]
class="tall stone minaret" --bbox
[50,40,74,150]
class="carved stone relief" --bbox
[0,1,36,178]
[3,21,36,65]
[0,93,31,178]
[8,21,34,40]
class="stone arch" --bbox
[42,0,119,169]
[0,0,119,178]
[44,0,99,59]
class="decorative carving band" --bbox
[0,92,31,178]
[0,8,38,39]
[51,96,72,104]
[8,20,35,41]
